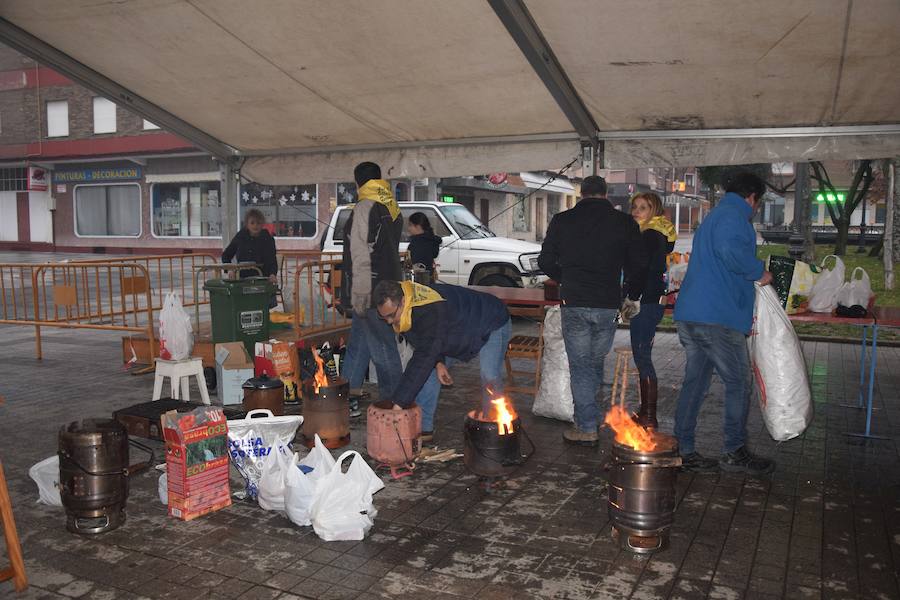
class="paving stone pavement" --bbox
[0,320,898,600]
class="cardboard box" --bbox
[163,406,232,521]
[215,342,254,406]
[255,340,299,402]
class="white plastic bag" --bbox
[310,451,384,542]
[257,444,292,512]
[808,255,845,313]
[158,291,193,360]
[29,455,62,506]
[532,306,574,422]
[227,409,303,499]
[750,285,813,442]
[284,453,317,527]
[836,267,872,308]
[158,472,168,505]
[298,434,336,486]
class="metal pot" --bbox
[242,374,285,415]
[367,401,421,469]
[58,419,129,534]
[301,377,350,449]
[463,412,523,478]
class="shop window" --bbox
[336,182,357,205]
[93,97,116,134]
[47,100,68,137]
[512,196,531,232]
[240,182,318,238]
[152,182,221,237]
[75,184,141,237]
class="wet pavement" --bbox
[0,319,898,600]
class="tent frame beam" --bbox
[0,17,238,162]
[597,124,900,140]
[487,0,598,146]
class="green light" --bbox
[836,193,845,203]
[816,194,824,203]
[826,193,835,202]
[440,195,455,203]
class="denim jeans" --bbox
[561,307,618,432]
[342,308,402,399]
[673,321,752,455]
[629,303,665,380]
[415,318,511,431]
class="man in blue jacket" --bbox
[372,280,511,440]
[673,172,774,475]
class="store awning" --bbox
[1,1,898,183]
[520,172,576,194]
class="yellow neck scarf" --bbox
[357,179,400,221]
[393,281,444,333]
[641,215,677,242]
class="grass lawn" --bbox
[660,243,900,342]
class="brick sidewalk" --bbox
[0,323,897,599]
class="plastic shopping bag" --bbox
[158,291,193,360]
[766,255,819,314]
[257,444,292,512]
[284,453,318,527]
[29,455,62,506]
[298,434,336,486]
[808,255,845,313]
[837,267,872,309]
[750,285,813,442]
[532,307,574,422]
[227,409,303,499]
[310,451,384,542]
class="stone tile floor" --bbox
[0,321,897,600]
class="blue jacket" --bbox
[673,193,764,334]
[393,283,509,408]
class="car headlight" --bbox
[519,254,540,272]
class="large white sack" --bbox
[749,285,813,442]
[532,306,574,423]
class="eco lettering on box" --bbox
[240,310,263,332]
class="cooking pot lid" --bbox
[242,374,285,389]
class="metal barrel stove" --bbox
[607,434,682,554]
[463,412,524,478]
[58,419,129,534]
[301,377,350,449]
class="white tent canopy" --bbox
[2,0,899,183]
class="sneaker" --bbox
[563,426,599,447]
[719,446,775,476]
[349,397,362,419]
[680,452,719,473]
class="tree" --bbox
[809,160,876,256]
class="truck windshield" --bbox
[439,205,495,239]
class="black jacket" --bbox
[408,232,441,274]
[340,200,403,309]
[640,229,676,304]
[538,198,646,308]
[222,229,278,278]
[393,283,509,408]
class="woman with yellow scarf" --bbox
[629,193,677,429]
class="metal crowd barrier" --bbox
[291,258,350,337]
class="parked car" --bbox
[321,202,545,287]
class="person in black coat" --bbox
[222,209,278,283]
[406,212,441,281]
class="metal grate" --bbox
[0,167,27,192]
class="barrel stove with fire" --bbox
[463,396,531,488]
[301,349,350,449]
[605,406,681,554]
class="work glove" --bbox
[620,299,641,321]
[352,293,370,316]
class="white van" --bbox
[321,202,545,287]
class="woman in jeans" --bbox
[629,193,676,429]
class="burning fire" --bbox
[604,405,657,452]
[312,349,329,393]
[475,396,516,435]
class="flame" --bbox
[490,396,516,435]
[312,349,328,393]
[604,405,658,452]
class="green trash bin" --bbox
[203,277,274,356]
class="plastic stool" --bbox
[610,347,640,408]
[153,358,211,405]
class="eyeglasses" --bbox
[377,303,401,323]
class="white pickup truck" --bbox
[321,201,545,287]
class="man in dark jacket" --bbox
[538,175,647,446]
[372,280,511,438]
[340,162,404,415]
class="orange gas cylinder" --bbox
[366,402,421,479]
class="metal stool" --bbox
[152,357,211,405]
[610,347,640,408]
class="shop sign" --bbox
[52,166,142,183]
[487,172,508,188]
[28,166,49,191]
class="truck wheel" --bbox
[476,273,519,287]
